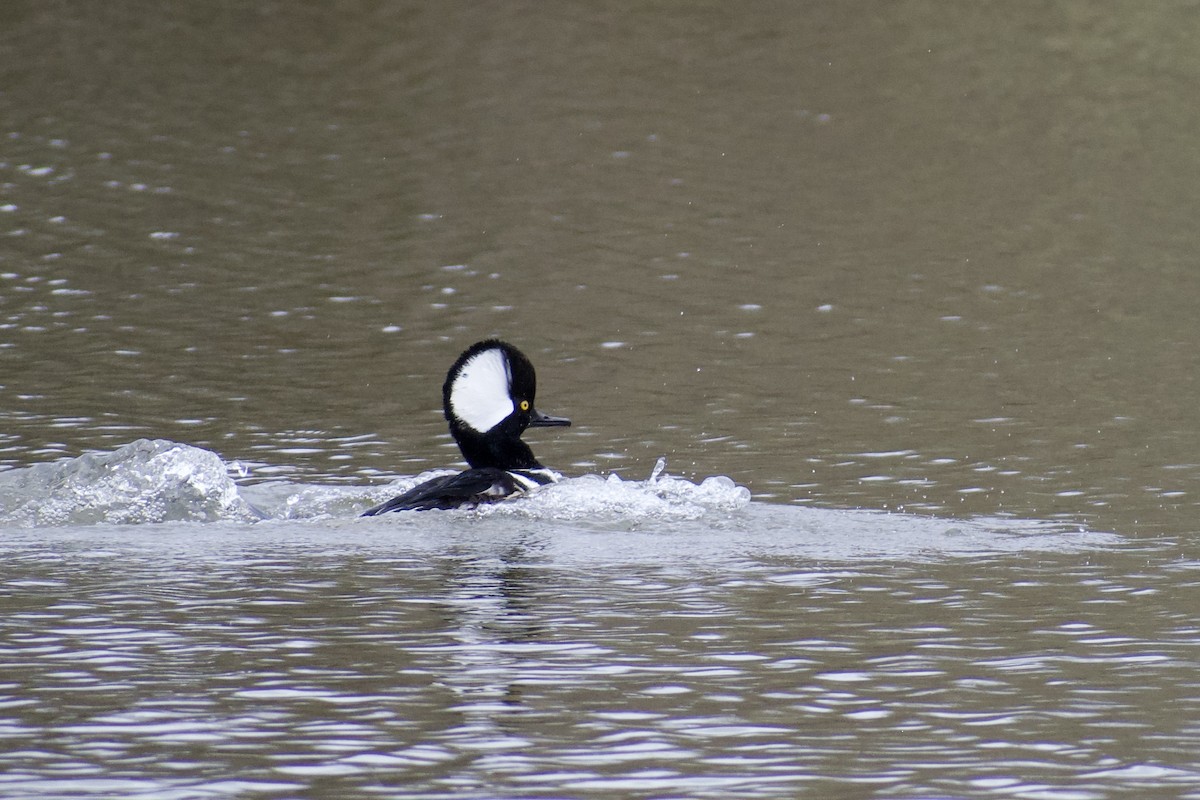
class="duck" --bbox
[362,339,570,513]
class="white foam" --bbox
[0,439,261,526]
[260,460,750,523]
[0,445,1121,563]
[471,460,752,522]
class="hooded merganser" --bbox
[362,339,571,514]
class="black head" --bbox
[441,339,570,470]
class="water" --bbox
[0,506,1192,799]
[3,3,1200,797]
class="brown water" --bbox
[2,3,1200,798]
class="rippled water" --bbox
[4,4,1200,798]
[1,518,1196,799]
[1,443,1196,798]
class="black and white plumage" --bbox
[362,340,570,514]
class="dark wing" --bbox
[361,469,516,515]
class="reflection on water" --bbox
[0,525,1196,799]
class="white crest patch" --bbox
[449,346,514,432]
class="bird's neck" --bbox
[454,427,544,471]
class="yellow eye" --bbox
[519,400,530,412]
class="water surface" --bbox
[5,513,1195,799]
[2,3,1200,797]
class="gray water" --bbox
[3,3,1200,798]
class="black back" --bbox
[361,468,513,514]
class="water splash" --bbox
[649,456,667,483]
[472,459,752,522]
[1,443,1106,558]
[0,439,262,526]
[243,470,458,520]
[0,443,752,527]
